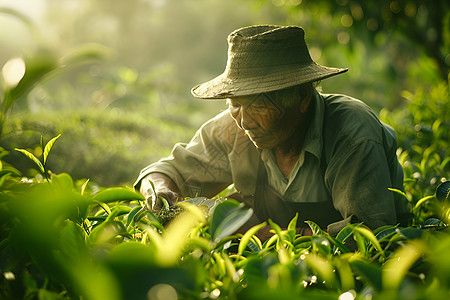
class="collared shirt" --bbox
[135,91,410,235]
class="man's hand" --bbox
[139,173,183,211]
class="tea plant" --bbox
[1,134,449,300]
[381,82,449,226]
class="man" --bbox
[134,25,410,237]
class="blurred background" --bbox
[0,0,448,186]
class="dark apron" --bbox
[240,159,343,229]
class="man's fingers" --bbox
[146,189,181,211]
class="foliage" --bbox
[1,108,193,186]
[380,82,449,225]
[1,124,450,300]
[0,1,449,299]
[276,0,449,81]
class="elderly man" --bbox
[134,25,410,237]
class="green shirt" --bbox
[135,92,410,235]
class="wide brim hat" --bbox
[191,25,348,99]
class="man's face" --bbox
[228,93,303,149]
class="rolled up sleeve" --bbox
[134,112,235,198]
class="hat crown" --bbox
[226,25,313,73]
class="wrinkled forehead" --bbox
[227,93,278,106]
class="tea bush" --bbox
[1,108,193,186]
[380,81,449,225]
[0,81,449,299]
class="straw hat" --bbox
[191,25,348,99]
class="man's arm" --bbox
[325,138,398,236]
[134,111,238,210]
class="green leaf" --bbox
[126,205,144,229]
[59,220,87,259]
[413,195,435,211]
[80,179,90,195]
[336,224,354,243]
[43,134,61,165]
[334,258,355,291]
[238,222,267,256]
[311,235,332,256]
[267,218,283,236]
[304,253,337,288]
[436,181,450,201]
[305,220,326,236]
[287,213,298,232]
[15,148,44,174]
[210,199,253,241]
[352,226,384,256]
[349,258,382,291]
[93,187,145,203]
[95,201,111,215]
[395,228,425,240]
[388,188,409,201]
[51,173,74,190]
[107,241,155,266]
[328,236,350,254]
[382,240,426,290]
[88,221,130,245]
[186,236,212,252]
[105,206,132,222]
[376,227,397,243]
[40,135,45,153]
[293,235,312,246]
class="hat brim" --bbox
[191,63,348,99]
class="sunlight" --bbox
[147,284,178,300]
[1,57,26,87]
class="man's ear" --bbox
[299,84,313,113]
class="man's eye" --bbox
[250,104,266,110]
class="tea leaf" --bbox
[15,148,44,174]
[349,258,382,291]
[126,205,144,228]
[88,221,129,245]
[238,222,267,256]
[382,240,427,290]
[210,200,253,241]
[43,134,61,165]
[305,220,326,236]
[336,224,354,243]
[287,213,298,233]
[304,253,336,287]
[395,228,425,240]
[80,178,90,195]
[413,195,435,211]
[93,187,145,203]
[105,206,132,222]
[388,188,409,201]
[156,203,204,265]
[352,226,384,256]
[334,258,355,291]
